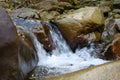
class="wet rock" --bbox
[18,35,38,79]
[58,2,72,9]
[32,22,55,52]
[0,7,19,80]
[104,35,120,60]
[0,7,38,80]
[101,18,120,43]
[11,8,40,19]
[55,7,104,51]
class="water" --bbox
[33,21,107,76]
[13,18,107,77]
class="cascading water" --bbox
[13,18,108,77]
[33,21,108,76]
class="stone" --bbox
[55,7,104,51]
[0,7,38,80]
[40,11,60,21]
[11,8,40,19]
[101,18,120,43]
[32,21,55,52]
[0,7,19,80]
[113,9,120,14]
[113,0,120,9]
[35,0,59,11]
[104,34,120,60]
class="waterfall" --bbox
[13,18,107,76]
[36,21,107,75]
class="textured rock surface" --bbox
[55,7,104,51]
[12,8,40,19]
[32,22,55,52]
[104,34,120,60]
[0,7,19,80]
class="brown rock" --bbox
[55,7,104,51]
[11,8,40,19]
[17,26,39,79]
[0,7,38,80]
[32,22,55,52]
[40,11,60,21]
[101,18,120,43]
[0,7,19,80]
[18,38,38,79]
[104,35,120,60]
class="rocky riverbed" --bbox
[0,0,120,80]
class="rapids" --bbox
[13,18,108,77]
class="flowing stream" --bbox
[13,18,108,77]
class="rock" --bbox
[0,7,38,80]
[40,11,60,21]
[16,23,39,79]
[55,7,104,51]
[113,0,120,9]
[35,0,59,11]
[101,18,120,43]
[113,9,120,14]
[0,2,9,9]
[82,31,101,42]
[11,8,40,19]
[99,0,112,16]
[18,35,38,79]
[0,7,19,80]
[32,21,55,52]
[104,33,120,60]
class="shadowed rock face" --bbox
[32,22,55,52]
[0,7,19,80]
[0,7,38,80]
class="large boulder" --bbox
[0,7,38,80]
[0,7,19,80]
[55,7,104,51]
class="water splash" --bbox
[13,18,107,76]
[36,21,107,75]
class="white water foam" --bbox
[33,22,107,75]
[13,19,107,75]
